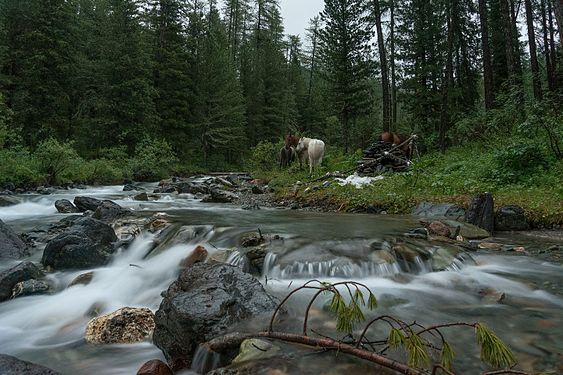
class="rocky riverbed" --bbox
[0,176,562,375]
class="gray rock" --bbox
[55,199,80,213]
[0,195,18,207]
[202,188,238,203]
[92,200,132,223]
[0,354,61,375]
[68,271,95,287]
[153,263,277,367]
[85,307,155,344]
[0,219,29,260]
[73,196,103,212]
[495,205,528,231]
[465,193,494,233]
[123,184,137,191]
[41,217,118,270]
[251,185,264,194]
[134,192,149,201]
[11,279,51,298]
[412,202,466,221]
[0,262,45,302]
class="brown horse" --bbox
[285,133,307,169]
[379,131,414,159]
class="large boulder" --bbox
[92,200,132,223]
[85,307,155,344]
[0,219,29,260]
[73,196,103,212]
[465,193,494,233]
[136,360,173,375]
[495,205,528,231]
[412,202,466,221]
[0,262,45,302]
[41,217,118,270]
[0,354,61,375]
[153,263,278,369]
[54,199,80,213]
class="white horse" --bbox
[296,137,325,175]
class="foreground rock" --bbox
[495,205,528,231]
[0,354,61,375]
[85,307,155,344]
[73,196,103,212]
[136,359,173,375]
[0,219,29,259]
[153,263,278,369]
[0,262,45,302]
[41,217,118,270]
[11,279,50,299]
[0,195,18,207]
[465,193,494,233]
[54,199,80,213]
[92,200,132,223]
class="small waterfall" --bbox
[191,344,221,374]
[226,251,251,272]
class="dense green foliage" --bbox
[0,0,561,190]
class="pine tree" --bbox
[319,0,373,152]
[147,0,192,156]
[1,0,77,145]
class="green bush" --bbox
[129,136,178,181]
[0,147,42,187]
[34,138,82,185]
[490,140,549,184]
[247,140,284,171]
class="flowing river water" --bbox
[0,184,561,374]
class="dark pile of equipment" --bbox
[357,136,417,175]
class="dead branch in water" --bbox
[197,281,529,375]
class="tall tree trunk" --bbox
[440,0,454,153]
[390,0,397,130]
[373,0,390,132]
[509,0,523,77]
[307,28,318,133]
[548,0,558,89]
[552,0,563,45]
[479,0,495,109]
[525,0,543,100]
[343,110,349,154]
[541,0,555,91]
[500,0,517,81]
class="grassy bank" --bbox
[251,140,563,227]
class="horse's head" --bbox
[296,137,307,153]
[285,133,299,148]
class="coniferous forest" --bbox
[0,0,561,184]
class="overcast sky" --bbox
[279,0,324,37]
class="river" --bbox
[0,184,561,374]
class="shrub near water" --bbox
[128,136,178,181]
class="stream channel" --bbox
[0,183,561,374]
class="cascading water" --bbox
[0,184,562,374]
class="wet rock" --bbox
[92,200,132,223]
[240,232,265,247]
[85,307,155,344]
[153,263,278,368]
[179,245,208,268]
[41,217,118,270]
[242,203,261,210]
[0,219,29,259]
[73,196,103,212]
[0,354,61,375]
[495,205,528,231]
[202,188,238,203]
[0,262,45,302]
[123,184,137,192]
[36,186,56,195]
[11,279,51,298]
[405,227,428,239]
[425,221,451,237]
[441,220,490,239]
[412,202,466,221]
[176,182,209,195]
[68,271,95,287]
[134,192,149,201]
[145,214,171,233]
[251,185,264,194]
[137,359,173,375]
[0,195,18,207]
[232,339,281,364]
[55,199,80,213]
[465,193,494,233]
